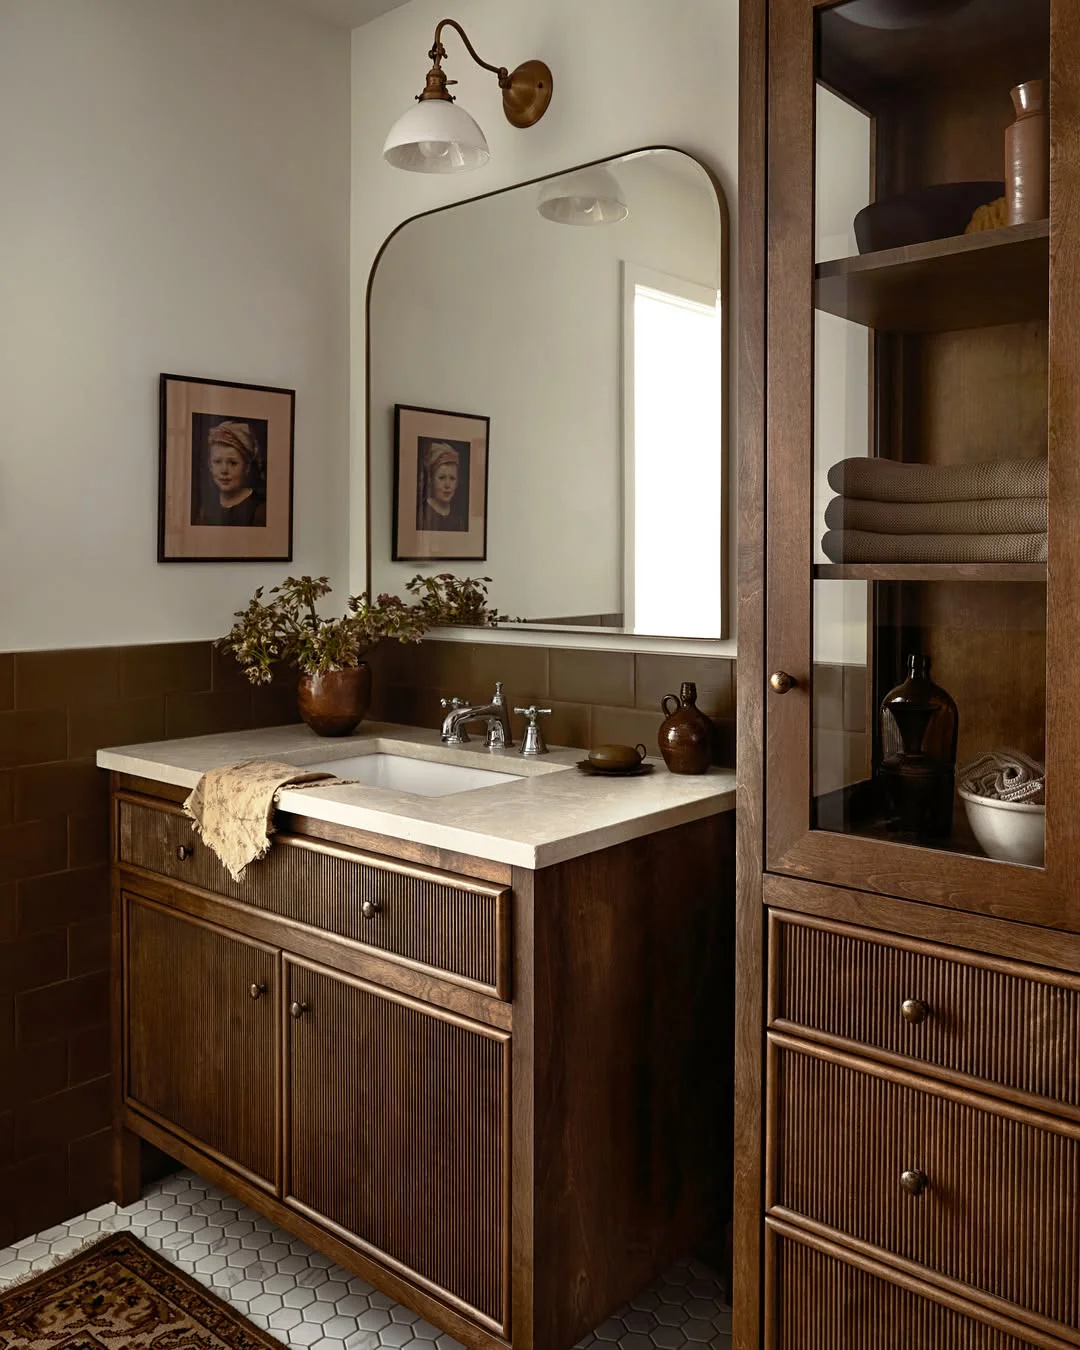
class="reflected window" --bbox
[625,267,723,639]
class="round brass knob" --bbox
[176,844,193,861]
[361,900,381,920]
[249,983,267,1000]
[769,671,797,695]
[900,1169,928,1197]
[289,1001,309,1020]
[901,998,929,1025]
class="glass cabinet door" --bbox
[764,0,1080,929]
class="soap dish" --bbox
[575,760,655,778]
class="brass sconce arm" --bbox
[415,16,553,129]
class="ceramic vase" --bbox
[297,664,371,737]
[1005,79,1049,226]
[879,654,959,839]
[658,681,712,775]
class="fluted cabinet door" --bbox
[123,892,279,1189]
[284,958,510,1336]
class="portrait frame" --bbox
[392,404,489,563]
[158,373,295,563]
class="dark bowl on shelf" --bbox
[854,181,1005,254]
[833,0,971,29]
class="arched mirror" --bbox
[366,146,729,641]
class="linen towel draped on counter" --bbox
[823,456,1048,565]
[184,759,341,882]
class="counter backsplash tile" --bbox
[0,641,300,1246]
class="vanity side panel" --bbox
[527,812,734,1350]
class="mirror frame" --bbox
[364,144,731,645]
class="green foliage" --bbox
[220,573,508,685]
[405,573,510,628]
[219,576,428,685]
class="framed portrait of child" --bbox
[392,404,489,562]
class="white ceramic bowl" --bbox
[959,789,1045,866]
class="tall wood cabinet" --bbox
[736,0,1080,1345]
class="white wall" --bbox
[0,0,351,652]
[368,152,721,624]
[351,0,739,653]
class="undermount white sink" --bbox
[308,752,519,798]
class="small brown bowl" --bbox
[853,181,1005,254]
[588,742,648,770]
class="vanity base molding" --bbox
[110,774,734,1350]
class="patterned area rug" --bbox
[0,1233,281,1348]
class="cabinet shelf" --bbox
[814,221,1049,333]
[814,562,1046,583]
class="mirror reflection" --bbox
[368,148,728,640]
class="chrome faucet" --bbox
[440,682,513,750]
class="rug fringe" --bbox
[0,1229,119,1293]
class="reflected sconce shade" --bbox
[383,19,553,173]
[536,166,630,225]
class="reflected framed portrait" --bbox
[392,404,489,562]
[158,373,295,562]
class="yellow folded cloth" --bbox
[184,759,337,882]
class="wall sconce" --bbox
[537,167,630,226]
[383,19,553,174]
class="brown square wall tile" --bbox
[68,697,165,759]
[0,1038,68,1112]
[69,810,111,868]
[14,648,121,711]
[635,655,734,719]
[550,649,635,709]
[0,710,67,770]
[69,1026,110,1087]
[119,642,211,697]
[211,643,256,692]
[0,773,12,829]
[67,1126,113,1216]
[19,867,110,936]
[164,690,253,740]
[590,705,666,753]
[16,970,110,1046]
[0,818,68,883]
[15,760,107,823]
[0,930,68,995]
[470,643,549,702]
[3,1146,71,1244]
[0,1110,11,1168]
[251,684,302,728]
[0,884,15,942]
[542,701,591,751]
[14,1074,111,1159]
[0,656,14,713]
[68,915,110,977]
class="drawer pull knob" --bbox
[901,998,929,1025]
[249,983,267,1000]
[900,1169,928,1197]
[769,671,797,695]
[361,899,381,920]
[176,844,193,861]
[289,1001,309,1020]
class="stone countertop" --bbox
[96,721,735,871]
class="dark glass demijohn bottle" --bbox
[878,654,959,839]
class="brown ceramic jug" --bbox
[1005,79,1049,225]
[658,681,712,774]
[297,664,371,736]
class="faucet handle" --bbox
[440,696,468,711]
[515,706,552,756]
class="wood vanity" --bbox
[106,755,734,1350]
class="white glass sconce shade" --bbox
[537,167,630,225]
[383,99,490,173]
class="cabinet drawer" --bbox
[767,1223,1053,1350]
[118,795,511,998]
[770,911,1080,1114]
[769,1036,1080,1333]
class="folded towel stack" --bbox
[822,457,1048,565]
